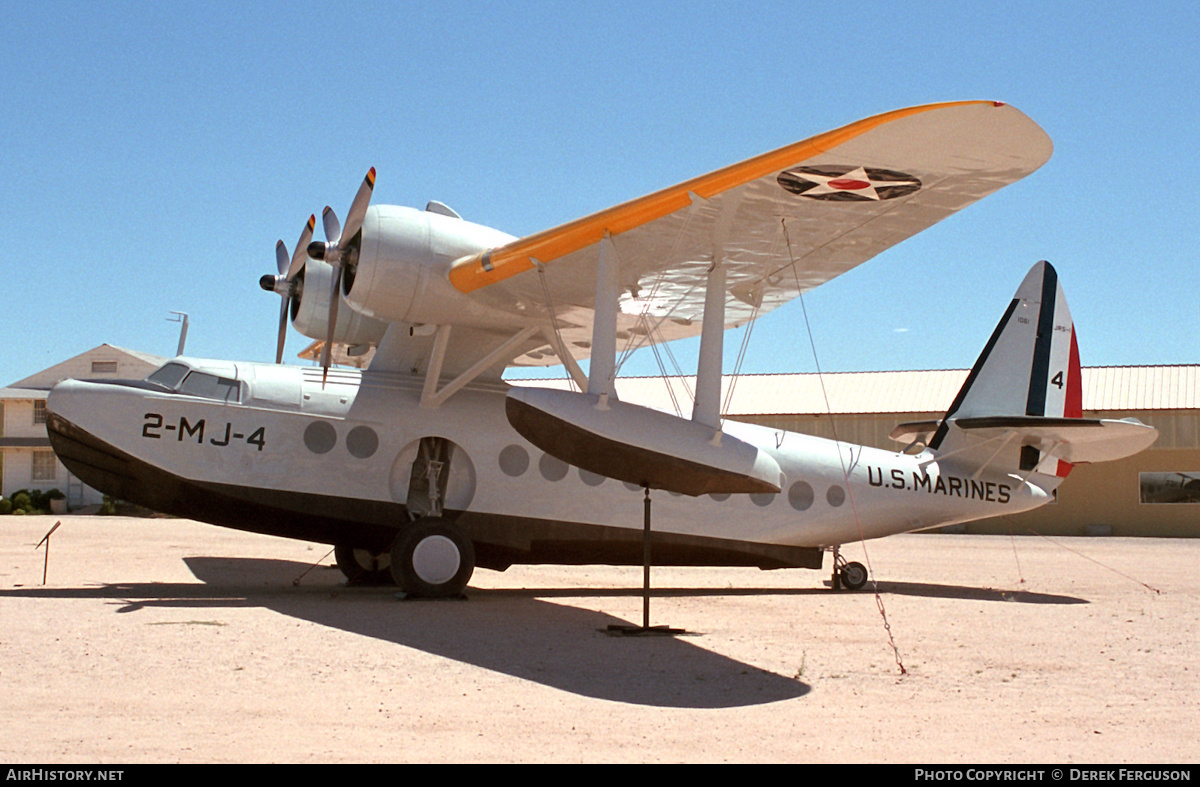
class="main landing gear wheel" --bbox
[334,544,393,586]
[390,518,475,599]
[839,561,868,591]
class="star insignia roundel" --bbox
[777,165,921,201]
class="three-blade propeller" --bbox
[260,168,375,378]
[259,214,316,364]
[306,168,376,380]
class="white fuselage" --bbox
[46,359,1054,568]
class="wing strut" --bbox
[419,325,541,409]
[692,261,726,432]
[587,234,620,401]
[540,327,588,391]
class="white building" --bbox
[1,345,162,509]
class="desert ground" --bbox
[1,514,1196,763]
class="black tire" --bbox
[389,519,475,598]
[335,543,394,585]
[839,561,868,591]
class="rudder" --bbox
[930,261,1080,452]
[929,261,1082,478]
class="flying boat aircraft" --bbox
[45,101,1158,597]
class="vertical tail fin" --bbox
[929,261,1082,476]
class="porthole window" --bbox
[827,485,846,507]
[499,445,530,477]
[788,481,814,511]
[539,453,569,482]
[346,426,378,459]
[579,469,606,487]
[303,421,337,454]
[750,492,776,507]
[709,492,731,502]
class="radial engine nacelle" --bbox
[288,255,388,350]
[341,205,517,328]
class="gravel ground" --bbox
[2,515,1196,763]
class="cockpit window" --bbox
[143,362,241,402]
[178,371,242,402]
[146,362,190,389]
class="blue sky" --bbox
[3,1,1198,385]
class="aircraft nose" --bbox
[46,378,90,421]
[45,379,141,502]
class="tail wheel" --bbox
[839,561,868,591]
[334,543,393,586]
[390,518,475,598]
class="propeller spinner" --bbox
[305,167,376,380]
[259,214,316,363]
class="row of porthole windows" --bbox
[498,444,845,512]
[303,421,379,459]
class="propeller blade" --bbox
[275,240,289,277]
[276,294,290,364]
[322,206,341,245]
[341,167,376,245]
[286,214,316,280]
[321,265,343,382]
[314,170,376,383]
[309,207,339,261]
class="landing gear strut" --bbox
[830,547,868,591]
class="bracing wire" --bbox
[782,218,907,675]
[643,315,684,417]
[720,304,760,425]
[1002,517,1162,594]
[536,262,579,392]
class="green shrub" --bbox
[0,498,11,515]
[11,492,31,512]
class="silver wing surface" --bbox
[446,101,1052,368]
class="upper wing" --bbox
[446,101,1052,367]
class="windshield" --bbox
[144,362,242,403]
[146,362,190,389]
[178,371,242,402]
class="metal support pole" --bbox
[605,488,683,637]
[643,486,652,629]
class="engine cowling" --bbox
[343,205,519,328]
[289,255,388,349]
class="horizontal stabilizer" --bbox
[506,387,783,496]
[952,416,1158,464]
[894,416,1158,465]
[890,420,940,448]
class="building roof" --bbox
[509,365,1200,416]
[7,344,165,390]
[0,388,48,401]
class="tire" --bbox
[335,543,393,586]
[389,519,475,598]
[839,561,868,591]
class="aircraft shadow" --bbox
[3,556,810,709]
[866,580,1086,605]
[3,558,1083,707]
[477,582,1086,605]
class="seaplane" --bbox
[45,101,1157,598]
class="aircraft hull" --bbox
[45,363,1052,573]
